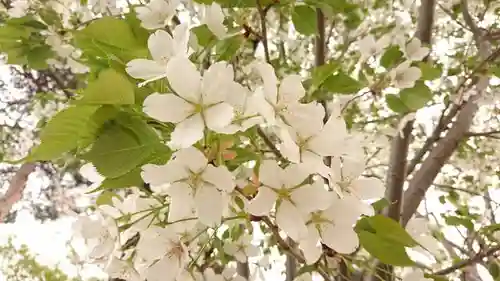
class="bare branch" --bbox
[434,246,500,275]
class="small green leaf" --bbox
[380,45,403,69]
[79,69,135,105]
[386,94,409,113]
[366,215,418,247]
[216,34,244,61]
[399,81,433,111]
[419,62,442,80]
[292,5,317,36]
[28,105,100,161]
[323,71,363,94]
[444,215,474,231]
[192,24,216,48]
[358,231,415,266]
[96,191,119,206]
[371,198,390,213]
[311,61,339,88]
[88,168,143,193]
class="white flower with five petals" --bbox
[126,23,190,87]
[223,233,259,262]
[247,160,331,241]
[299,195,363,264]
[141,147,235,227]
[406,217,441,256]
[404,38,430,61]
[143,58,237,149]
[390,60,422,89]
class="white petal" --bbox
[147,256,180,281]
[165,56,202,103]
[253,87,277,124]
[204,2,226,39]
[203,165,235,192]
[173,146,208,173]
[172,23,190,56]
[258,160,283,188]
[415,235,441,256]
[202,62,234,104]
[282,163,310,188]
[321,224,359,254]
[167,182,195,222]
[253,62,278,104]
[143,93,194,123]
[283,102,325,138]
[126,59,167,81]
[148,29,174,62]
[276,200,308,241]
[204,103,234,132]
[278,127,300,163]
[247,186,277,216]
[141,161,191,186]
[291,181,333,213]
[169,113,205,149]
[278,74,305,104]
[195,185,223,227]
[350,177,386,200]
[299,227,322,265]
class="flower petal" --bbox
[143,93,194,123]
[299,226,322,265]
[172,23,190,56]
[167,182,195,222]
[282,163,309,188]
[172,146,208,173]
[126,59,167,81]
[258,160,283,188]
[203,165,235,192]
[202,61,234,104]
[291,181,333,213]
[165,56,201,103]
[195,185,224,227]
[278,74,305,104]
[169,113,205,149]
[204,102,234,132]
[350,177,385,200]
[321,224,359,254]
[253,62,278,105]
[148,29,174,62]
[204,2,226,39]
[276,200,308,241]
[247,186,277,216]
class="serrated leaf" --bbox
[380,45,403,69]
[323,71,363,94]
[358,231,415,266]
[366,215,418,247]
[79,69,135,105]
[84,125,157,178]
[292,5,317,36]
[28,105,100,161]
[399,81,433,111]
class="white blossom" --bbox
[8,0,29,17]
[247,160,332,241]
[105,257,141,281]
[126,23,190,86]
[402,269,433,281]
[141,147,235,227]
[223,233,259,262]
[390,60,422,89]
[406,217,441,256]
[143,58,237,149]
[136,0,179,30]
[72,213,118,260]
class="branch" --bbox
[402,0,493,226]
[256,0,271,63]
[434,246,500,275]
[0,163,36,222]
[465,130,500,138]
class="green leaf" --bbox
[444,215,474,231]
[366,215,418,247]
[26,45,55,70]
[216,34,244,61]
[192,24,217,48]
[371,198,390,213]
[311,61,339,88]
[399,81,433,111]
[84,125,156,178]
[386,94,409,113]
[96,191,119,206]
[79,69,135,105]
[88,168,143,193]
[292,5,318,36]
[323,71,363,94]
[419,62,442,80]
[28,105,100,161]
[380,45,403,69]
[358,231,415,266]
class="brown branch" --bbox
[256,0,271,63]
[0,163,36,222]
[434,246,500,275]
